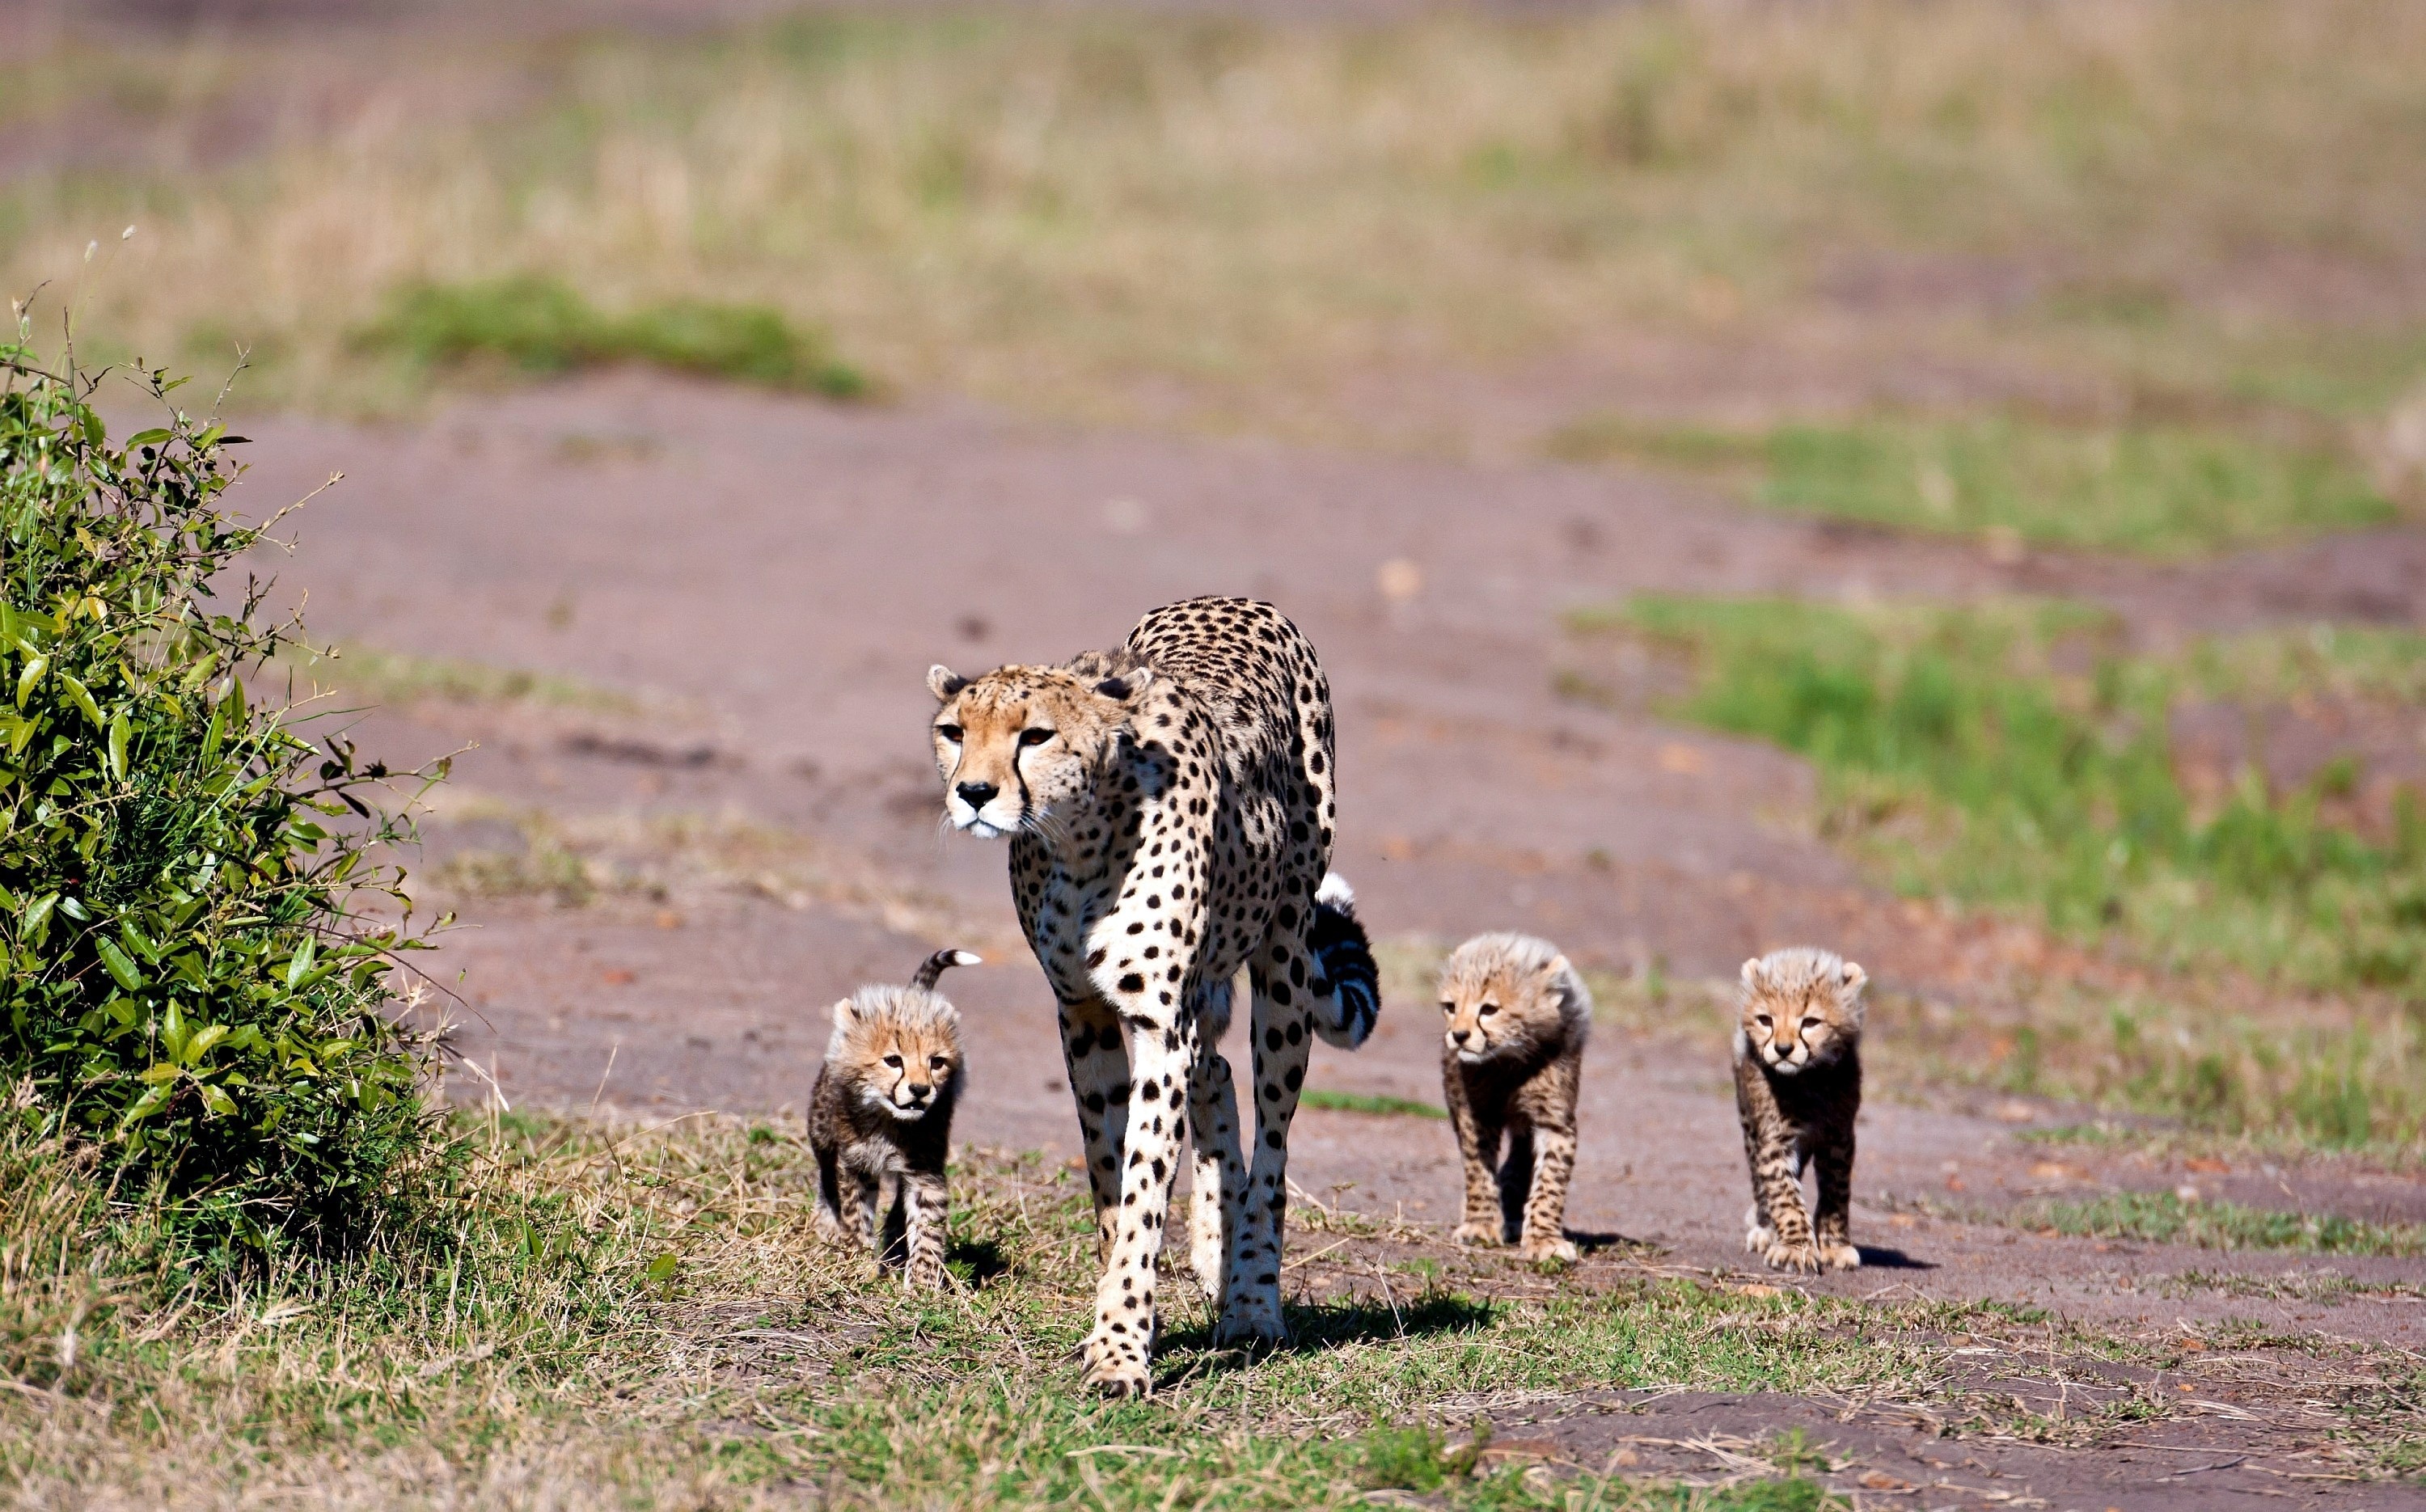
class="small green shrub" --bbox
[361,275,871,398]
[0,341,438,1259]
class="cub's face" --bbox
[926,663,1152,838]
[1739,957,1866,1075]
[838,1006,962,1120]
[1439,957,1568,1065]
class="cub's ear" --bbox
[928,664,970,701]
[1740,957,1763,988]
[1544,953,1572,982]
[830,997,859,1029]
[1093,665,1154,703]
[1839,960,1868,995]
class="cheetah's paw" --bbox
[1761,1238,1824,1273]
[1820,1242,1862,1271]
[1078,1332,1153,1397]
[1452,1221,1503,1248]
[1213,1298,1289,1350]
[1520,1235,1580,1265]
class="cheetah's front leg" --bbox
[1518,1121,1580,1264]
[1811,1128,1861,1271]
[902,1171,949,1290]
[1059,997,1130,1261]
[1079,1014,1190,1396]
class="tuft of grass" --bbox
[1547,413,2395,555]
[357,276,870,398]
[2009,1190,2426,1256]
[1301,1088,1451,1120]
[7,1109,2419,1504]
[11,4,2426,449]
[280,642,640,712]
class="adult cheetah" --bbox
[928,596,1380,1395]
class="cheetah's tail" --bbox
[911,948,983,992]
[1308,872,1380,1050]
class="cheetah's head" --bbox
[926,659,1155,839]
[1437,932,1579,1066]
[829,987,964,1121]
[1738,948,1866,1075]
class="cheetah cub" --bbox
[1735,947,1867,1273]
[1439,933,1591,1263]
[809,948,978,1289]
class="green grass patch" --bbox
[357,276,871,398]
[280,642,640,712]
[1300,1088,1450,1119]
[2010,1190,2426,1256]
[1546,414,2395,555]
[1568,595,2426,997]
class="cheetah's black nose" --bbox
[955,780,999,810]
[907,1083,932,1100]
[1448,1028,1472,1045]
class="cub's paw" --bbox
[1820,1242,1862,1271]
[1452,1221,1503,1248]
[1762,1238,1824,1274]
[1520,1235,1580,1265]
[1079,1332,1153,1398]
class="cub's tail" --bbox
[1307,872,1380,1050]
[911,948,983,992]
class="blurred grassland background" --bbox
[6,0,2425,552]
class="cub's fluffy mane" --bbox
[827,985,963,1062]
[1739,946,1867,1031]
[1439,931,1591,1055]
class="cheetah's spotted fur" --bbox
[928,597,1378,1395]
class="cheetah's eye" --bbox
[935,724,963,743]
[1754,1013,1772,1027]
[1019,727,1055,747]
[928,1054,948,1069]
[883,1054,903,1068]
[1478,1002,1498,1016]
[1439,1000,1455,1014]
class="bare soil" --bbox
[213,369,2426,1501]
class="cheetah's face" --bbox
[927,662,1153,838]
[1739,957,1867,1075]
[1439,956,1568,1065]
[835,1002,962,1120]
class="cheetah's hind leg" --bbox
[1306,873,1380,1050]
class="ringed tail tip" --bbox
[911,947,983,991]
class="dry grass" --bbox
[7,2,2426,455]
[9,1104,2421,1508]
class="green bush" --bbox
[361,275,871,399]
[0,342,438,1259]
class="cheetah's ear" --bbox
[1544,953,1572,982]
[830,996,858,1029]
[1093,665,1154,702]
[1839,961,1868,996]
[928,664,969,701]
[1740,957,1763,988]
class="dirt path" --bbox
[217,373,2426,1499]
